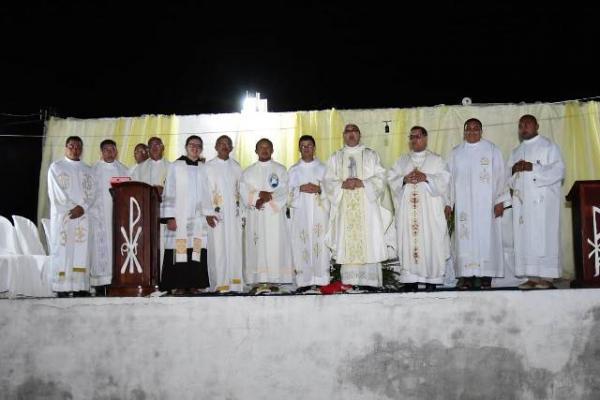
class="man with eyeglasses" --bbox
[47,136,95,296]
[288,135,331,293]
[446,118,509,290]
[323,124,389,291]
[388,126,451,291]
[161,135,214,294]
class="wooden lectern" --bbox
[108,181,161,296]
[566,180,600,288]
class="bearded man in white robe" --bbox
[323,124,389,289]
[90,139,130,292]
[446,118,510,290]
[388,126,451,291]
[288,134,330,292]
[47,136,95,296]
[508,114,565,289]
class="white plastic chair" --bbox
[0,215,22,255]
[12,215,46,256]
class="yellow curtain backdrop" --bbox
[289,101,600,279]
[120,115,180,164]
[37,115,178,223]
[38,101,600,279]
[233,112,298,168]
[295,109,345,164]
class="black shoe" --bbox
[57,292,70,298]
[403,283,418,292]
[72,291,91,297]
[425,283,436,292]
[93,286,108,297]
[358,285,381,293]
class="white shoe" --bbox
[274,285,293,294]
[345,286,365,294]
[303,286,322,295]
[148,290,168,297]
[253,284,272,295]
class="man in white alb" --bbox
[508,114,565,289]
[388,126,451,291]
[445,118,509,290]
[288,134,330,293]
[323,124,389,290]
[240,138,293,294]
[90,139,130,293]
[47,136,95,296]
[205,135,244,293]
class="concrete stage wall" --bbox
[1,290,600,400]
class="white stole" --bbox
[174,163,202,263]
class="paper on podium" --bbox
[110,176,132,186]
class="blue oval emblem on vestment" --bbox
[269,173,279,188]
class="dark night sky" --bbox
[1,1,599,219]
[3,2,599,117]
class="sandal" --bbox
[534,280,555,289]
[518,280,537,290]
[480,277,492,289]
[457,277,472,290]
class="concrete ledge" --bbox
[1,290,600,399]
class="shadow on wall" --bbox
[340,307,600,400]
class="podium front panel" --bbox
[110,182,160,296]
[568,181,600,287]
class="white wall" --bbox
[1,290,600,399]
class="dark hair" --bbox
[134,143,148,151]
[519,114,538,124]
[463,118,483,130]
[255,138,273,150]
[216,135,233,148]
[298,135,316,147]
[100,139,116,150]
[147,136,162,146]
[344,124,361,134]
[410,126,428,136]
[185,135,203,147]
[65,136,83,146]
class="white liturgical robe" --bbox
[508,134,565,278]
[288,159,331,287]
[161,158,213,260]
[323,145,388,287]
[131,158,170,187]
[241,159,293,284]
[388,150,451,284]
[447,139,509,278]
[47,158,95,292]
[205,157,244,292]
[90,160,129,286]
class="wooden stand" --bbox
[566,180,600,288]
[108,181,161,296]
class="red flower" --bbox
[320,280,352,295]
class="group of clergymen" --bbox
[46,113,564,296]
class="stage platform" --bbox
[1,289,600,399]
